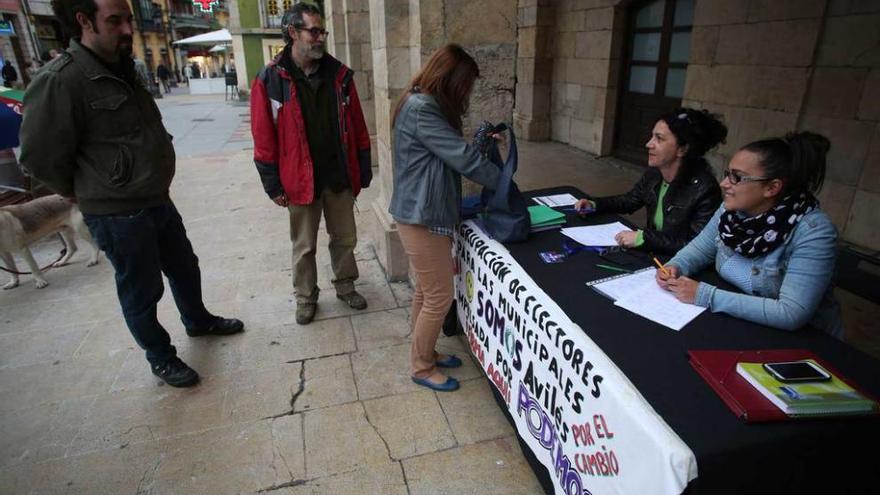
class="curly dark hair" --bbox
[658,108,728,168]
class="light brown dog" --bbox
[0,195,99,289]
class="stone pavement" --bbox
[0,93,543,494]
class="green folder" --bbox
[528,205,566,227]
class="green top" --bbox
[634,181,670,248]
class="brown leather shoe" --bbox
[336,290,367,310]
[296,302,317,324]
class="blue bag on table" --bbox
[469,121,530,243]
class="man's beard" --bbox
[307,44,324,60]
[118,36,134,58]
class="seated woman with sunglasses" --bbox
[574,108,727,254]
[657,132,842,338]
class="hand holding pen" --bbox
[560,199,595,215]
[654,257,680,288]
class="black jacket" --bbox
[593,161,721,255]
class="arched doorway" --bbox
[614,0,694,164]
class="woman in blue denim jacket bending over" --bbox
[656,132,843,339]
[389,45,502,392]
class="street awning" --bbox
[173,28,231,45]
[208,44,228,53]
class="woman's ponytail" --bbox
[742,131,831,196]
[784,131,830,195]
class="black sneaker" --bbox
[151,357,199,387]
[186,317,245,337]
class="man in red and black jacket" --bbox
[251,3,372,324]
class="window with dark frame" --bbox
[625,0,694,99]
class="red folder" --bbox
[688,349,876,423]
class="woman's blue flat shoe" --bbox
[436,355,462,368]
[411,376,460,392]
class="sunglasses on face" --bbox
[297,27,329,38]
[721,168,772,185]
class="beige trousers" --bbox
[288,188,359,303]
[397,223,455,379]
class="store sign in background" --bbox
[454,221,697,495]
[0,20,15,37]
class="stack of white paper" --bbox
[533,193,578,207]
[561,222,633,246]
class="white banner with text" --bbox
[454,221,697,495]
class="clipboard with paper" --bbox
[587,268,706,331]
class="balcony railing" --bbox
[259,0,325,29]
[260,0,285,29]
[170,13,212,30]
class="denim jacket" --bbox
[668,206,843,339]
[389,93,500,228]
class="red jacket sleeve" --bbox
[250,74,283,198]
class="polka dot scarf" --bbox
[719,192,818,258]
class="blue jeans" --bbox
[83,202,214,366]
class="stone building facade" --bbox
[230,0,879,280]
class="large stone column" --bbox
[368,0,419,280]
[326,0,349,61]
[514,0,555,141]
[342,0,376,140]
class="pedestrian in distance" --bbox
[389,44,504,392]
[250,3,373,325]
[2,60,18,88]
[156,63,171,93]
[19,0,245,388]
[26,58,43,82]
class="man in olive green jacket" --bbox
[19,0,243,387]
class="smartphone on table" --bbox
[762,360,832,382]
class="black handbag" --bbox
[473,122,530,243]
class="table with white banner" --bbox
[452,187,880,495]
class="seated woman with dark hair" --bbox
[575,108,728,254]
[657,132,843,338]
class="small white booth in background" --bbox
[173,29,235,96]
[188,77,227,95]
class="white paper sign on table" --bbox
[561,222,633,246]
